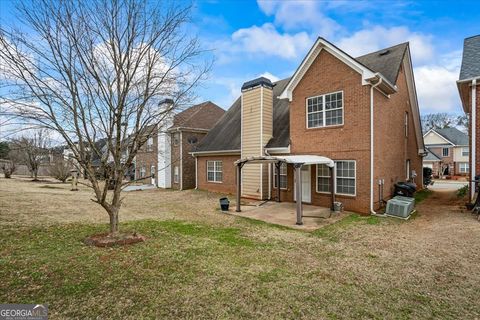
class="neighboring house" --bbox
[457,34,480,199]
[192,37,425,214]
[134,101,224,188]
[423,128,469,177]
[168,101,225,190]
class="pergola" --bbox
[234,155,335,225]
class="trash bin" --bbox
[394,182,416,197]
[219,197,230,211]
[333,201,343,213]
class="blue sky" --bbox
[190,0,480,115]
[1,0,479,116]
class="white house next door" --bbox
[294,165,311,203]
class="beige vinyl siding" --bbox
[241,86,273,199]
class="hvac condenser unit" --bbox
[386,198,413,218]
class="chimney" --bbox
[240,77,273,200]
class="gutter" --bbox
[370,77,383,215]
[190,149,241,156]
[471,78,477,200]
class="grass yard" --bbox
[1,177,479,319]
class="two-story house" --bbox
[423,128,469,178]
[135,101,224,188]
[458,34,480,199]
[192,37,424,215]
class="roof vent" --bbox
[379,49,390,56]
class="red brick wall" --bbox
[373,64,423,208]
[475,85,480,175]
[135,127,158,184]
[196,155,239,194]
[289,49,371,213]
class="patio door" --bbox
[294,165,311,203]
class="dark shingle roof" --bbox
[460,35,480,80]
[171,101,225,130]
[355,43,408,85]
[195,78,291,152]
[434,127,468,146]
[424,148,441,161]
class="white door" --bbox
[294,165,311,203]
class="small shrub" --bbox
[457,185,469,198]
[49,160,71,182]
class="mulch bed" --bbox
[84,232,146,247]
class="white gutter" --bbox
[370,77,383,215]
[471,78,477,200]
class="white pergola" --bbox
[234,155,335,225]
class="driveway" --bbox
[429,180,467,191]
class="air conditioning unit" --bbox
[393,195,415,207]
[386,198,413,218]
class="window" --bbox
[207,161,222,182]
[336,161,356,195]
[140,166,146,178]
[316,164,331,193]
[151,165,155,177]
[146,137,153,151]
[274,163,287,189]
[307,91,343,128]
[460,163,469,173]
[462,147,469,157]
[174,166,179,183]
[173,132,180,146]
[406,159,411,180]
[404,112,409,137]
[316,161,356,195]
[442,148,449,157]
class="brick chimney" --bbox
[240,77,273,199]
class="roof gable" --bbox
[423,129,454,146]
[171,101,224,130]
[459,35,480,80]
[434,127,468,146]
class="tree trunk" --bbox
[109,211,119,235]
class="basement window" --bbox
[207,161,222,182]
[306,91,343,128]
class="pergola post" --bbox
[236,163,242,212]
[330,166,336,211]
[294,163,303,225]
[275,162,281,202]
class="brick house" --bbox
[423,128,469,177]
[457,34,480,199]
[134,101,224,188]
[192,37,425,215]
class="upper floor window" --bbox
[462,147,469,157]
[274,163,287,189]
[146,137,154,151]
[173,132,180,146]
[442,148,449,157]
[207,160,222,182]
[404,112,409,137]
[306,91,343,128]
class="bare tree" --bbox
[1,161,16,178]
[11,130,50,180]
[49,159,71,182]
[421,113,457,132]
[0,0,210,234]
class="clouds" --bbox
[226,23,312,60]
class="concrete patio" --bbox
[228,201,348,230]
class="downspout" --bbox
[194,155,198,190]
[370,77,383,215]
[472,78,477,200]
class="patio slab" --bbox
[228,201,348,231]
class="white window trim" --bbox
[315,160,356,196]
[273,163,288,190]
[146,137,154,151]
[442,147,449,157]
[462,147,469,157]
[305,90,344,129]
[405,111,409,138]
[459,162,469,173]
[207,160,223,183]
[174,166,179,183]
[316,164,331,194]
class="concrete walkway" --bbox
[123,184,157,192]
[229,201,348,230]
[429,180,467,191]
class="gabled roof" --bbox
[171,101,224,130]
[356,42,408,85]
[459,35,480,81]
[434,127,468,146]
[424,148,441,161]
[194,78,291,152]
